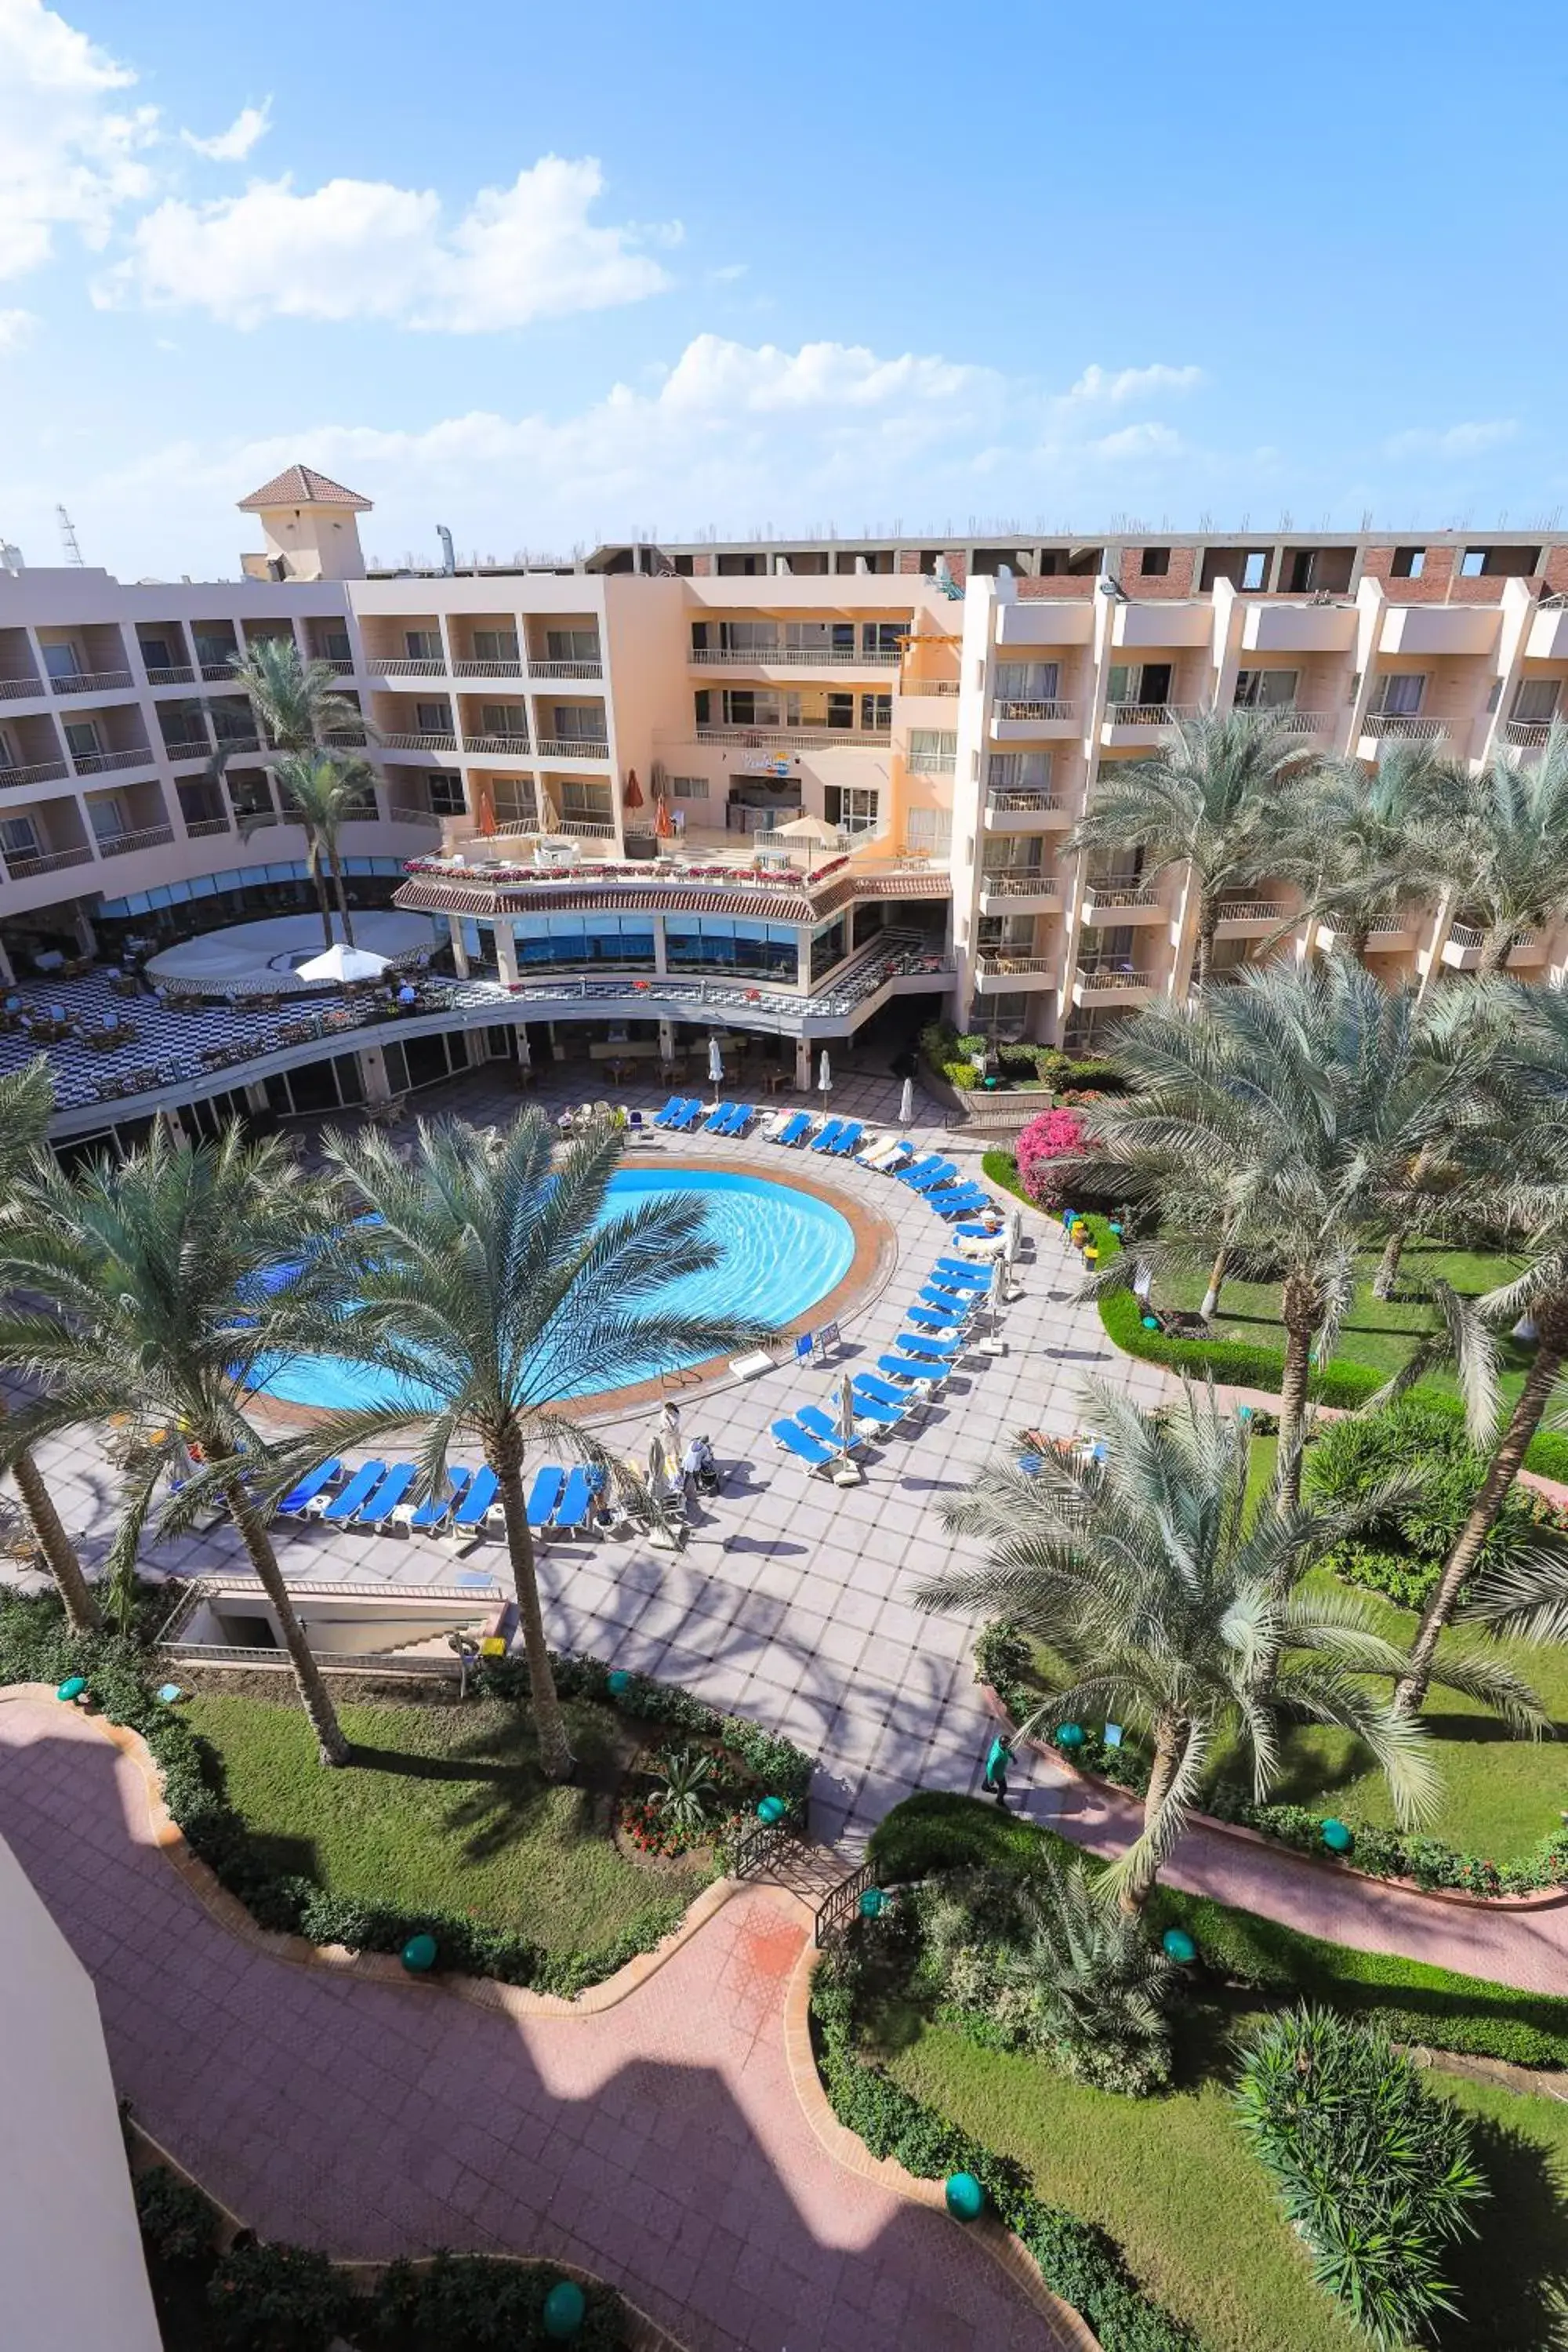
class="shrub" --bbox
[1204,1786,1568,1900]
[368,2254,625,2350]
[980,1149,1029,1204]
[134,2165,220,2265]
[972,1618,1033,1718]
[869,1788,1058,1882]
[206,2242,350,2352]
[1014,1106,1094,1209]
[1233,2005,1486,2350]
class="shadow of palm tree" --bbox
[1443,2107,1568,2348]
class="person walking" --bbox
[982,1733,1014,1807]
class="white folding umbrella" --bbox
[1004,1206,1022,1271]
[898,1075,914,1127]
[515,1025,532,1070]
[818,1049,832,1097]
[707,1035,724,1099]
[296,942,390,986]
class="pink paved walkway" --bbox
[0,1698,1057,2352]
[1018,1748,1568,1993]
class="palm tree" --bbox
[1085,960,1509,1504]
[1000,1853,1180,2089]
[917,1381,1445,1911]
[213,638,377,945]
[1279,747,1462,967]
[1439,731,1568,976]
[0,1062,100,1632]
[306,1109,768,1780]
[245,753,372,952]
[1068,709,1310,991]
[0,1126,350,1761]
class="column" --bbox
[492,919,519,985]
[0,938,14,986]
[71,906,97,957]
[358,1044,392,1105]
[794,1036,812,1091]
[448,913,470,978]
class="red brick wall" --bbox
[1016,574,1096,599]
[1117,546,1198,599]
[1360,546,1520,604]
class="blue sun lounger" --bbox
[702,1101,737,1133]
[893,1153,945,1187]
[525,1465,566,1534]
[397,1468,473,1537]
[652,1095,691,1129]
[855,1371,924,1419]
[810,1117,846,1153]
[933,1189,992,1218]
[877,1352,948,1388]
[450,1465,500,1535]
[771,1416,841,1473]
[898,1329,965,1362]
[845,1384,906,1428]
[905,1160,961,1193]
[355,1462,420,1529]
[278,1459,343,1517]
[794,1404,866,1455]
[552,1465,606,1536]
[772,1110,813,1147]
[917,1279,974,1308]
[719,1102,754,1136]
[829,1120,865,1156]
[935,1257,995,1286]
[314,1461,389,1523]
[908,1301,969,1333]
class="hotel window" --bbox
[718,621,781,654]
[994,662,1059,704]
[545,628,601,663]
[719,689,782,728]
[905,806,953,854]
[859,691,891,731]
[1233,670,1298,710]
[138,636,174,670]
[0,816,41,861]
[1373,673,1426,715]
[64,720,100,759]
[909,730,956,771]
[1513,679,1562,724]
[825,692,855,729]
[1241,551,1269,590]
[670,775,709,799]
[786,621,854,655]
[550,704,608,743]
[405,630,441,660]
[861,622,903,657]
[473,629,519,662]
[413,701,452,734]
[479,702,528,739]
[988,750,1054,791]
[322,629,352,664]
[426,773,466,816]
[42,642,82,681]
[824,786,880,830]
[88,798,125,842]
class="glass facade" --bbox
[665,916,797,979]
[510,912,657,969]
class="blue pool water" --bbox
[255,1167,855,1411]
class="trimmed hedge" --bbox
[1084,1215,1568,1482]
[0,1588,811,1997]
[811,1948,1203,2352]
[869,1793,1568,2070]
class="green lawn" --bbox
[1160,1239,1567,1417]
[185,1690,704,1954]
[885,2019,1568,2352]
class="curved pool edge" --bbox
[246,1156,898,1434]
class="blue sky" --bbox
[0,0,1563,579]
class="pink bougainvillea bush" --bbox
[1014,1105,1094,1208]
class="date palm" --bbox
[1068,709,1309,990]
[1281,747,1461,966]
[917,1380,1450,1911]
[303,1109,768,1781]
[0,1062,100,1632]
[244,753,373,952]
[0,1125,349,1759]
[214,638,376,945]
[1439,731,1568,976]
[1084,960,1509,1503]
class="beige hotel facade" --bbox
[3,466,1567,1137]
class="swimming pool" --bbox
[254,1167,856,1412]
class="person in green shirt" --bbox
[982,1734,1014,1807]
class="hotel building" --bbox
[3,466,1567,1142]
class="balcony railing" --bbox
[182,816,233,839]
[1074,961,1152,990]
[161,738,213,765]
[900,677,960,695]
[995,699,1076,724]
[2,842,95,880]
[1363,712,1443,741]
[318,658,356,677]
[1272,708,1334,736]
[690,646,897,668]
[96,825,176,858]
[1216,898,1289,923]
[693,724,890,749]
[385,802,445,829]
[1504,718,1557,749]
[975,953,1056,978]
[465,733,532,757]
[143,664,195,687]
[211,732,263,757]
[536,736,609,760]
[1083,885,1162,913]
[980,870,1058,896]
[49,668,133,695]
[0,758,71,788]
[374,657,448,677]
[383,730,458,753]
[0,674,42,700]
[452,656,524,677]
[71,746,155,776]
[554,815,617,840]
[322,728,368,749]
[528,658,604,679]
[906,751,956,775]
[199,661,240,682]
[985,790,1063,815]
[1103,701,1192,728]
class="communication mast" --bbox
[56,505,84,565]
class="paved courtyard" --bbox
[20,1059,1163,1844]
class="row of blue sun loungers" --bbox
[277,1457,606,1540]
[771,1257,1006,1473]
[652,1095,757,1136]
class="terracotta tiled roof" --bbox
[238,466,372,514]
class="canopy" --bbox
[771,813,839,847]
[296,942,390,985]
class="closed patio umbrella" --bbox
[624,768,644,810]
[818,1049,832,1097]
[898,1076,914,1127]
[1004,1206,1022,1271]
[515,1025,532,1070]
[654,790,673,840]
[707,1034,724,1100]
[538,791,560,835]
[838,1371,857,1452]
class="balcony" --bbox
[71,746,155,777]
[690,646,897,669]
[1080,884,1166,926]
[162,739,213,768]
[465,733,532,757]
[1360,712,1445,745]
[536,736,610,761]
[373,658,448,678]
[1440,923,1546,971]
[978,871,1060,916]
[183,815,233,840]
[528,658,604,680]
[1240,601,1358,655]
[49,669,133,696]
[1322,913,1417,953]
[383,730,458,753]
[990,699,1079,739]
[143,664,196,688]
[983,790,1069,830]
[1269,709,1335,739]
[693,724,890,750]
[1214,898,1290,936]
[975,953,1056,992]
[96,824,175,858]
[211,732,263,757]
[2,841,94,880]
[898,677,960,697]
[199,662,240,683]
[553,815,618,842]
[452,656,525,678]
[319,658,356,677]
[1101,701,1195,743]
[1503,718,1558,752]
[0,757,71,789]
[1071,961,1156,1009]
[0,674,42,701]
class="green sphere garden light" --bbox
[757,1795,789,1826]
[401,1932,438,1973]
[1321,1817,1355,1857]
[944,2172,985,2222]
[542,2278,586,2339]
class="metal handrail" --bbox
[0,675,42,700]
[384,730,458,752]
[182,816,232,839]
[536,736,610,760]
[694,724,891,749]
[690,645,899,667]
[979,870,1058,895]
[374,657,448,677]
[464,733,532,756]
[1504,719,1556,748]
[995,698,1076,723]
[1083,884,1161,910]
[96,825,176,858]
[2,843,94,879]
[0,757,70,787]
[142,665,195,687]
[1363,712,1443,739]
[1102,702,1192,727]
[528,658,604,679]
[1215,898,1287,922]
[985,790,1063,815]
[71,746,155,775]
[815,1860,878,1947]
[975,953,1056,976]
[452,657,524,677]
[49,669,133,695]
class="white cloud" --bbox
[0,307,36,350]
[1382,419,1518,460]
[1085,422,1186,460]
[1065,362,1204,406]
[0,0,157,279]
[708,262,748,283]
[102,153,679,331]
[181,100,271,163]
[655,334,980,414]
